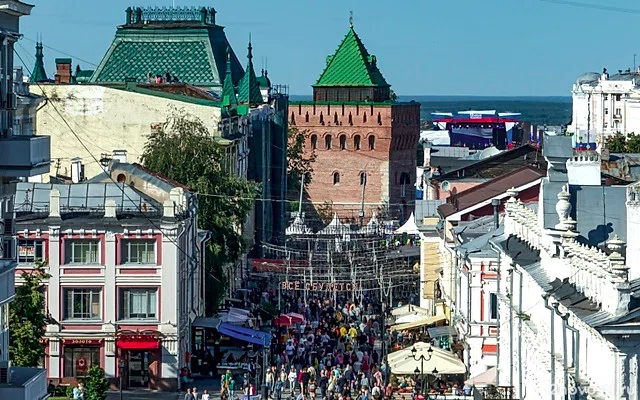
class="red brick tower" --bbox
[290,21,420,220]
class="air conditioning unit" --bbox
[441,181,451,192]
[0,360,11,384]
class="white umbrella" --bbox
[394,312,430,324]
[388,342,466,375]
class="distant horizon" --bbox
[289,94,572,102]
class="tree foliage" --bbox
[605,132,640,153]
[287,127,316,193]
[389,89,398,102]
[85,366,110,400]
[141,109,259,314]
[9,260,49,367]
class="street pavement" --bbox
[106,376,221,400]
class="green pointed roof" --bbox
[29,42,48,83]
[314,26,389,88]
[237,39,263,105]
[221,47,237,107]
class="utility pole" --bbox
[635,54,637,72]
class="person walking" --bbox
[274,376,284,400]
[201,389,211,400]
[288,366,297,393]
[184,388,195,400]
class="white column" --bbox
[48,337,60,379]
[104,232,116,323]
[48,227,60,321]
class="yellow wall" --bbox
[31,85,222,180]
[421,239,441,299]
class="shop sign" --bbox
[63,338,103,346]
[280,281,360,292]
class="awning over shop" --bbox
[391,304,431,317]
[390,314,446,331]
[217,322,271,346]
[274,313,305,326]
[192,316,221,329]
[427,326,457,338]
[388,341,466,375]
[116,333,161,350]
[465,367,496,387]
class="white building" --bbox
[13,161,209,391]
[570,68,640,143]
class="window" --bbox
[605,108,609,115]
[354,135,361,150]
[489,293,498,320]
[616,94,622,101]
[121,239,155,264]
[120,288,157,320]
[64,239,99,264]
[310,134,318,150]
[360,172,367,186]
[603,94,608,100]
[368,135,376,150]
[400,172,411,198]
[339,134,347,150]
[64,288,101,320]
[333,172,340,186]
[325,135,332,150]
[64,347,100,378]
[615,108,621,116]
[17,239,45,263]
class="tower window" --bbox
[377,112,382,125]
[333,172,340,185]
[368,135,376,150]
[334,112,339,124]
[290,112,295,125]
[310,134,318,150]
[363,113,367,123]
[325,135,332,150]
[339,134,347,150]
[319,112,324,125]
[348,113,353,125]
[354,135,361,150]
[305,112,309,122]
[360,172,367,186]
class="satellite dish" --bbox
[441,181,451,192]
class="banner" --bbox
[280,281,360,292]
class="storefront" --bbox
[60,338,104,385]
[116,330,162,390]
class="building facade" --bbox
[570,68,640,144]
[14,162,208,391]
[0,1,50,399]
[289,22,420,220]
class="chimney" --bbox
[104,199,117,219]
[163,199,175,218]
[491,198,500,229]
[71,157,84,183]
[49,189,60,218]
[112,149,127,164]
[54,58,72,84]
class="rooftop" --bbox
[314,25,389,88]
[90,6,244,91]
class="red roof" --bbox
[437,166,545,218]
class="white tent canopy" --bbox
[286,215,312,235]
[217,307,252,325]
[391,304,431,317]
[388,342,466,375]
[359,213,383,235]
[395,312,432,324]
[394,212,420,235]
[465,367,496,387]
[318,213,351,235]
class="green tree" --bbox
[287,127,316,196]
[625,133,640,153]
[85,366,109,400]
[606,132,627,152]
[389,89,398,102]
[9,260,50,367]
[141,109,259,314]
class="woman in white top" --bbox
[201,389,210,400]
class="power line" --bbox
[538,0,640,14]
[21,36,100,67]
[14,49,218,282]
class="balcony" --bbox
[0,135,50,177]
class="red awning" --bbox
[117,334,160,350]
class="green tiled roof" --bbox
[221,47,237,107]
[257,70,270,89]
[29,42,47,83]
[314,26,389,88]
[90,25,244,91]
[236,40,262,105]
[75,69,94,84]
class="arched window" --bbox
[305,112,309,123]
[363,113,367,123]
[354,135,361,150]
[333,172,340,185]
[368,135,376,150]
[348,113,353,125]
[325,135,332,150]
[360,172,367,186]
[310,134,318,150]
[339,134,347,150]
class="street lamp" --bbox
[118,359,126,400]
[410,346,433,391]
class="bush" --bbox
[65,385,75,398]
[85,366,110,400]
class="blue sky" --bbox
[16,0,640,96]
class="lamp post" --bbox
[410,346,433,392]
[118,359,126,400]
